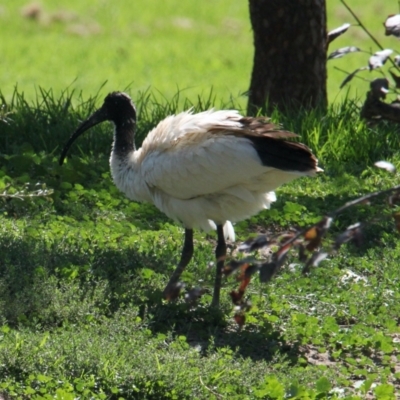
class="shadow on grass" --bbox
[136,298,301,364]
[1,184,396,364]
[0,231,304,363]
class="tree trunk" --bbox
[247,0,328,115]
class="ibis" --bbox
[59,92,321,307]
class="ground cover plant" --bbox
[1,88,400,399]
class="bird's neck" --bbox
[113,119,136,157]
[110,119,151,204]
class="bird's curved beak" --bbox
[59,106,108,166]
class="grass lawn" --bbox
[0,0,396,105]
[1,1,400,399]
[0,0,252,107]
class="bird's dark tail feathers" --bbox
[238,117,321,173]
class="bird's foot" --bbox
[163,281,185,301]
[210,293,220,308]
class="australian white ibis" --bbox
[59,92,321,307]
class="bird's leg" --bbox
[163,229,193,298]
[211,224,226,307]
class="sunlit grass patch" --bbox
[0,88,400,397]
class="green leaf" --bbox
[24,386,36,395]
[316,376,331,393]
[60,182,73,189]
[37,374,51,383]
[254,376,285,399]
[374,383,395,399]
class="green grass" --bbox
[0,0,252,107]
[1,90,400,399]
[0,0,397,107]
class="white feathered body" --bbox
[110,109,315,240]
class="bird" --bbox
[59,92,321,307]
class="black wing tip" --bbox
[233,118,321,174]
[249,136,321,173]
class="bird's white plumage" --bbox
[61,91,320,306]
[110,109,315,240]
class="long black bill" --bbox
[59,107,108,166]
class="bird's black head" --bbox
[59,91,136,165]
[102,92,137,126]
